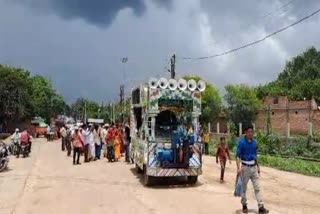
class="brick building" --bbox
[255,96,320,135]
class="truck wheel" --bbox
[187,176,198,184]
[135,164,143,174]
[143,165,152,186]
[144,173,152,186]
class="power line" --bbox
[181,7,320,61]
[260,0,297,20]
[202,0,297,49]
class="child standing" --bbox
[216,137,231,183]
[203,130,211,155]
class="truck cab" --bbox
[130,77,205,185]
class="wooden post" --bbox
[308,122,313,137]
[286,122,290,138]
[208,122,211,133]
[239,122,242,136]
[217,122,220,134]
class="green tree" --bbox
[70,98,101,121]
[278,47,320,89]
[30,75,67,121]
[256,47,320,103]
[225,84,261,135]
[255,81,287,100]
[183,75,222,124]
[0,65,33,122]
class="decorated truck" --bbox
[130,77,205,185]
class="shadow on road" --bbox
[0,168,12,174]
[235,209,258,214]
[130,167,203,189]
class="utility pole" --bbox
[121,57,128,125]
[112,103,115,124]
[84,101,87,124]
[169,54,176,79]
[120,85,124,124]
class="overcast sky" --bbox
[1,0,320,103]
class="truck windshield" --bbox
[155,110,192,140]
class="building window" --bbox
[273,97,279,104]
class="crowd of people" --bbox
[59,123,132,165]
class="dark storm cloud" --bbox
[14,0,172,27]
[192,0,320,87]
[1,0,320,102]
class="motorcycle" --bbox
[18,142,30,158]
[0,141,9,172]
[9,139,19,156]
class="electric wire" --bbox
[181,7,320,60]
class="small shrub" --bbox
[258,155,320,177]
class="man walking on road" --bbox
[81,125,90,162]
[60,125,67,151]
[124,122,131,163]
[236,125,269,214]
[65,127,72,157]
[71,127,82,165]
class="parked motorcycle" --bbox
[0,141,9,172]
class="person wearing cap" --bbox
[236,125,269,214]
[11,128,21,143]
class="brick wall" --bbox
[313,111,320,135]
[289,109,310,135]
[255,96,318,135]
[270,110,287,135]
[255,111,265,131]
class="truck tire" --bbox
[143,165,152,186]
[187,176,198,184]
[135,164,143,174]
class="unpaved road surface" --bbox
[1,138,320,214]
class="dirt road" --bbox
[0,138,319,214]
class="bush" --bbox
[227,134,238,153]
[258,155,320,177]
[256,133,320,159]
[256,132,281,155]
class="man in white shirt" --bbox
[82,125,91,162]
[101,124,109,158]
[59,125,67,151]
[88,124,95,161]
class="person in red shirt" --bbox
[216,137,231,183]
[72,127,83,165]
[17,128,31,158]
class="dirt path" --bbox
[0,138,319,214]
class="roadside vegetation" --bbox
[208,133,320,177]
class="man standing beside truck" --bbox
[236,125,269,214]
